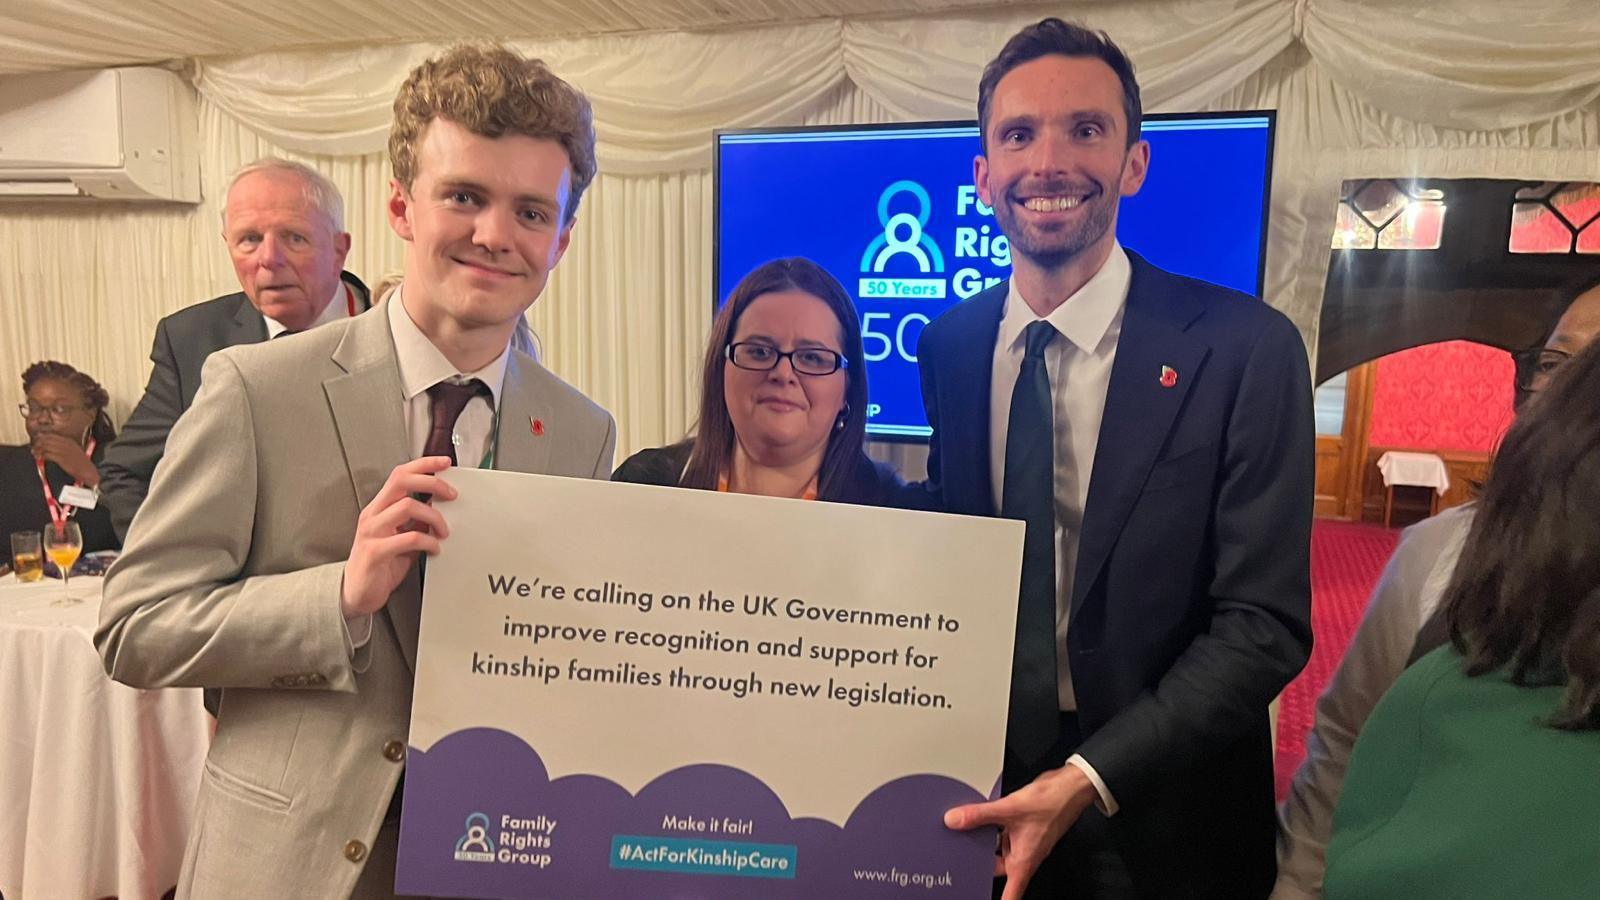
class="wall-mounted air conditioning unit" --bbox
[0,67,199,202]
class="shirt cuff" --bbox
[344,612,373,654]
[1066,753,1119,817]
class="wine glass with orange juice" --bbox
[43,520,83,606]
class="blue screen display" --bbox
[715,113,1275,439]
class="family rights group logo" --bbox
[454,812,496,863]
[452,811,555,868]
[857,178,1010,303]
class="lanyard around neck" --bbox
[35,437,96,530]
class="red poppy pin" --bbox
[1159,366,1178,388]
[530,417,546,437]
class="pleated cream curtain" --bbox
[179,2,1600,160]
[0,82,898,453]
[3,1,1600,453]
[0,101,724,457]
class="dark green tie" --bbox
[1002,320,1060,764]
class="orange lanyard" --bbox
[716,471,819,501]
[344,282,358,317]
[36,437,95,531]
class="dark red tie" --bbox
[423,379,489,465]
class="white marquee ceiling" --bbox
[0,0,1052,74]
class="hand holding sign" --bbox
[397,469,1023,899]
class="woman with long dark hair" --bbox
[1323,337,1600,899]
[614,257,909,505]
[1277,271,1600,896]
[3,360,121,554]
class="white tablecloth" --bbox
[1376,450,1451,496]
[0,576,210,900]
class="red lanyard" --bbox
[36,437,95,531]
[344,282,357,318]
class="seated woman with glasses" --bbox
[614,257,913,505]
[2,360,121,555]
[1322,334,1600,899]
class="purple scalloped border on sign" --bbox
[395,728,1001,899]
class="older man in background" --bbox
[98,158,371,539]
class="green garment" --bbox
[1326,647,1600,900]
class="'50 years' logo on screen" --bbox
[856,181,1011,374]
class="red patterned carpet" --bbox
[1274,519,1401,799]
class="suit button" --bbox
[344,839,367,862]
[383,740,406,762]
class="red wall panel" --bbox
[1368,341,1514,453]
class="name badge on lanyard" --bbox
[36,438,97,530]
[59,485,99,509]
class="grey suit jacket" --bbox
[99,272,371,540]
[96,305,615,897]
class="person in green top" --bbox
[1325,335,1600,900]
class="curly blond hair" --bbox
[389,44,597,222]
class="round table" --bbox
[0,575,210,900]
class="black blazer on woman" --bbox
[1,443,120,555]
[613,440,924,510]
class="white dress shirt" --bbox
[989,243,1130,813]
[388,286,508,467]
[346,289,510,648]
[263,280,355,338]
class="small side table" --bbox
[1377,450,1451,527]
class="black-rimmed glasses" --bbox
[726,342,848,376]
[17,402,86,420]
[1515,348,1570,393]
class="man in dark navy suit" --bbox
[933,19,1313,899]
[99,158,370,539]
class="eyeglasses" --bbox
[18,402,86,420]
[726,342,848,376]
[1515,348,1570,393]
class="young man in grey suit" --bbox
[98,158,373,540]
[97,46,615,898]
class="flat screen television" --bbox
[714,111,1276,439]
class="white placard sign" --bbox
[397,468,1021,899]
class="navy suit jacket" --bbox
[917,251,1313,897]
[99,272,370,539]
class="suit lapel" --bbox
[941,283,1005,517]
[1071,257,1209,616]
[229,292,269,343]
[181,294,267,408]
[322,310,418,669]
[493,351,553,476]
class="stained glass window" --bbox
[1331,180,1446,250]
[1509,182,1600,254]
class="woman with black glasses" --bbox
[614,257,914,506]
[2,360,121,557]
